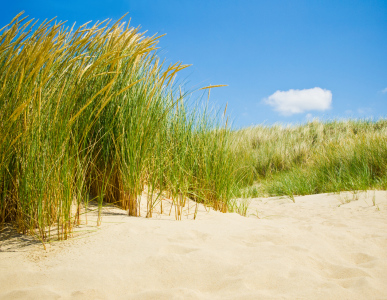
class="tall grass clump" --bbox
[233,119,387,198]
[0,12,245,241]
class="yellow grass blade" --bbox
[9,133,23,148]
[9,11,25,25]
[116,78,143,97]
[68,77,116,125]
[7,102,28,123]
[223,102,228,117]
[199,85,228,90]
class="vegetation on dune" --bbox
[1,12,385,243]
[0,13,247,241]
[233,119,387,198]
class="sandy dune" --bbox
[1,191,387,299]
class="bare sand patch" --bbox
[1,191,387,299]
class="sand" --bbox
[1,190,387,299]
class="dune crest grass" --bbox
[0,13,247,241]
[233,119,387,198]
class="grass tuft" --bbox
[0,13,246,240]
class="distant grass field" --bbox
[233,119,387,199]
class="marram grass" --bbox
[233,119,387,199]
[0,13,246,241]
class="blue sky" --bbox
[2,0,386,128]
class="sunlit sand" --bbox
[1,191,386,299]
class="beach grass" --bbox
[0,12,246,240]
[233,119,387,199]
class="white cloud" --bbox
[264,87,332,116]
[382,88,387,93]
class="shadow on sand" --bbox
[0,225,41,252]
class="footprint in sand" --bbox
[71,289,108,300]
[350,252,377,266]
[339,277,372,289]
[0,288,61,300]
[310,258,371,282]
[158,244,199,256]
[328,265,370,279]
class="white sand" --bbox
[1,191,387,299]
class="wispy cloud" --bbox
[382,87,387,93]
[264,87,332,116]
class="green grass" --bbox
[0,12,247,241]
[233,119,387,199]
